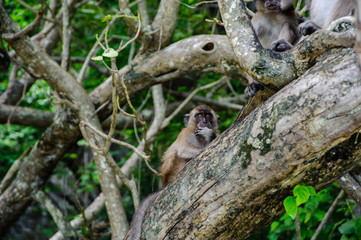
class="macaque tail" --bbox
[125,191,161,240]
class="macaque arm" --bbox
[278,22,295,43]
[272,22,295,52]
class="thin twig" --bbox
[162,77,227,128]
[53,92,78,112]
[296,0,302,12]
[299,6,308,16]
[91,100,110,117]
[79,121,149,160]
[33,190,79,239]
[205,18,224,26]
[61,0,71,70]
[103,69,119,155]
[105,154,140,210]
[168,89,244,110]
[118,15,141,52]
[295,211,302,240]
[177,0,217,9]
[119,76,146,126]
[77,17,117,82]
[310,190,345,240]
[3,7,44,41]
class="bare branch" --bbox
[33,190,79,239]
[205,18,224,26]
[79,121,149,159]
[61,0,71,70]
[177,0,217,9]
[338,172,361,206]
[2,7,44,41]
[137,0,150,25]
[217,0,356,88]
[162,77,227,128]
[354,0,361,69]
[105,154,140,210]
[310,191,345,240]
[168,89,244,110]
[0,104,54,127]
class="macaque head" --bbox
[184,105,219,130]
[254,0,294,12]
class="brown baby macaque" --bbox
[251,0,303,51]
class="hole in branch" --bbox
[202,42,215,52]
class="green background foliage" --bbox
[1,0,360,239]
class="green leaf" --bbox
[270,221,280,231]
[294,185,310,206]
[307,186,317,196]
[284,196,298,220]
[339,219,355,235]
[355,217,361,238]
[341,235,349,240]
[91,56,103,61]
[304,212,312,223]
[102,48,118,58]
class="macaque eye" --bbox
[206,114,211,118]
[198,114,202,117]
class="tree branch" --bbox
[141,48,361,239]
[217,0,355,89]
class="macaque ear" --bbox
[184,114,190,126]
[216,115,220,125]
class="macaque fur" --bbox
[251,0,303,51]
[125,106,219,240]
[161,105,219,186]
[299,0,355,35]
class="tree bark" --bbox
[141,48,361,239]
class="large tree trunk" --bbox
[140,47,361,239]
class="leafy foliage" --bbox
[1,0,360,239]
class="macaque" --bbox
[161,105,219,186]
[299,0,355,35]
[251,0,303,51]
[124,106,219,240]
[125,191,161,240]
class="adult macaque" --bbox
[125,106,219,240]
[161,105,219,186]
[251,0,303,52]
[299,0,355,35]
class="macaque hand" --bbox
[299,20,322,36]
[245,81,265,99]
[271,39,293,52]
[195,127,216,142]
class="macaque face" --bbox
[195,111,214,129]
[255,0,294,12]
[265,0,281,11]
[255,0,281,12]
[186,105,218,129]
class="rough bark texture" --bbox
[0,33,243,233]
[141,48,361,239]
[1,0,361,237]
[217,0,356,89]
[0,104,54,128]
